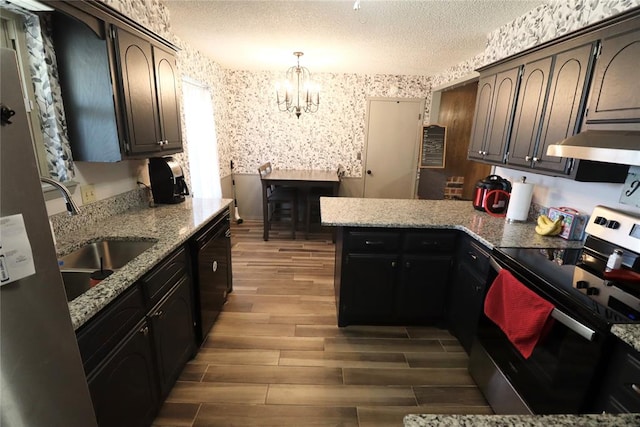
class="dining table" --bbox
[260,169,341,241]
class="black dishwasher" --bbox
[191,211,232,344]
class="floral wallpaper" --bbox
[433,0,640,92]
[225,71,430,177]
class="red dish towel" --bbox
[484,269,555,359]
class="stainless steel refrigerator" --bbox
[1,48,97,426]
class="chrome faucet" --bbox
[40,177,81,216]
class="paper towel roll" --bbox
[506,180,534,222]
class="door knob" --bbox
[366,170,372,175]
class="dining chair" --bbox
[258,162,298,240]
[304,164,344,239]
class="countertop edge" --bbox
[403,413,640,427]
[63,198,233,330]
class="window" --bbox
[1,8,48,175]
[182,78,221,199]
[0,3,75,183]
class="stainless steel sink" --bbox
[60,270,94,301]
[58,238,156,271]
[59,238,156,301]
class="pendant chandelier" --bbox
[276,52,319,118]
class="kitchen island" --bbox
[55,197,232,330]
[321,197,640,425]
[320,197,582,249]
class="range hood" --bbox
[546,130,640,166]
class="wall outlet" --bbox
[80,184,96,204]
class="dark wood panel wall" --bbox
[418,81,491,200]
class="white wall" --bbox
[45,160,146,215]
[495,166,640,216]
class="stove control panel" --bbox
[586,206,640,254]
[574,267,640,322]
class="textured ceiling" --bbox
[163,0,543,76]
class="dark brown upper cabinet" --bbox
[115,27,182,156]
[468,7,640,182]
[507,56,553,169]
[468,64,522,164]
[507,42,596,174]
[584,16,640,130]
[50,3,182,162]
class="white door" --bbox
[363,98,424,199]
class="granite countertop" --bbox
[320,197,640,425]
[320,197,584,249]
[56,197,232,330]
[404,414,640,427]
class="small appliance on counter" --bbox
[148,156,189,204]
[473,174,512,215]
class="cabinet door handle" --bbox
[405,261,411,268]
[157,140,163,146]
[532,157,539,163]
[225,229,231,238]
[212,260,218,272]
[478,150,483,155]
[632,384,640,395]
[391,261,396,268]
[140,326,149,336]
[364,240,383,246]
[525,155,532,162]
[467,251,478,261]
[152,310,163,318]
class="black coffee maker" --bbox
[148,157,189,204]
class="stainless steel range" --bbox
[470,205,640,415]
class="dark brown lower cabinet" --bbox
[87,319,159,427]
[149,276,196,398]
[342,253,397,323]
[336,228,455,326]
[397,254,452,321]
[78,245,196,427]
[447,236,492,354]
[595,338,640,414]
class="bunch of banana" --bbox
[535,214,564,236]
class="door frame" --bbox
[362,97,425,198]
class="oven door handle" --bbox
[488,256,596,342]
[549,309,596,342]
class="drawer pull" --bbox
[152,310,164,318]
[212,260,218,272]
[365,240,384,246]
[467,251,478,260]
[391,261,397,268]
[632,384,640,395]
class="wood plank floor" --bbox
[152,221,492,427]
